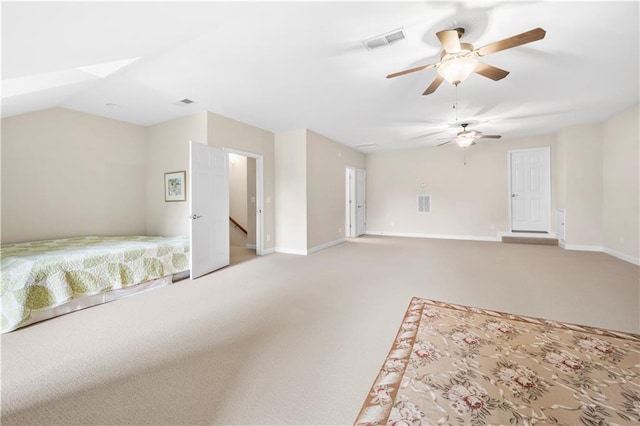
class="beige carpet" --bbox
[1,236,638,425]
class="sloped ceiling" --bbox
[2,1,638,152]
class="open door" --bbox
[356,169,366,236]
[190,141,229,279]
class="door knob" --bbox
[190,214,203,220]
[511,194,518,198]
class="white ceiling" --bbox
[2,1,639,152]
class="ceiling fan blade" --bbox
[474,62,510,81]
[423,75,445,95]
[478,134,502,139]
[437,140,452,147]
[436,29,462,53]
[386,63,436,79]
[476,27,546,57]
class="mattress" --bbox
[1,235,190,333]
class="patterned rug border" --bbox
[354,297,640,425]
[417,297,640,342]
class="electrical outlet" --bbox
[338,227,342,234]
[266,234,270,242]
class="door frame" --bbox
[345,166,357,238]
[507,146,551,233]
[356,168,367,236]
[223,148,265,256]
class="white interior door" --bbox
[345,168,357,238]
[510,147,550,232]
[190,141,229,279]
[356,169,366,236]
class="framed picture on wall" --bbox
[164,171,186,202]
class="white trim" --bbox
[562,244,604,252]
[498,231,556,239]
[246,244,256,249]
[275,238,346,256]
[603,247,640,266]
[307,238,346,254]
[507,147,551,234]
[223,147,264,256]
[275,247,308,255]
[366,231,500,242]
[262,247,276,255]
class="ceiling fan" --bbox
[386,27,546,95]
[437,123,502,148]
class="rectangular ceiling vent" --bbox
[363,28,406,50]
[417,194,431,214]
[174,98,195,106]
[354,143,380,150]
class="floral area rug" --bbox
[355,297,640,425]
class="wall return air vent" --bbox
[417,194,431,214]
[363,28,406,50]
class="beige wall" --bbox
[1,108,147,244]
[366,134,556,238]
[306,130,365,249]
[602,104,639,261]
[146,112,207,237]
[207,111,275,251]
[229,153,248,229]
[559,125,603,248]
[229,153,248,247]
[274,129,307,253]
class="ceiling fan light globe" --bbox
[437,56,479,85]
[456,137,475,148]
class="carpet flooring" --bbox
[1,236,638,425]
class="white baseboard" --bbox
[366,230,500,242]
[307,238,346,255]
[246,244,256,249]
[275,247,308,255]
[562,244,604,252]
[275,238,346,256]
[561,244,639,266]
[603,247,640,266]
[261,247,275,255]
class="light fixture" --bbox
[456,134,475,148]
[455,125,477,148]
[437,43,479,86]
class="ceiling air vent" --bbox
[417,194,431,214]
[354,143,380,151]
[174,98,195,106]
[363,28,406,50]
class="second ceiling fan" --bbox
[387,27,546,95]
[437,123,502,148]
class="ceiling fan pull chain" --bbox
[454,85,458,122]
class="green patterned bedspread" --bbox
[1,235,190,333]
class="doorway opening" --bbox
[226,149,264,266]
[345,166,366,238]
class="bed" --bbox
[1,235,190,333]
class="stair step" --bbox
[502,236,558,246]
